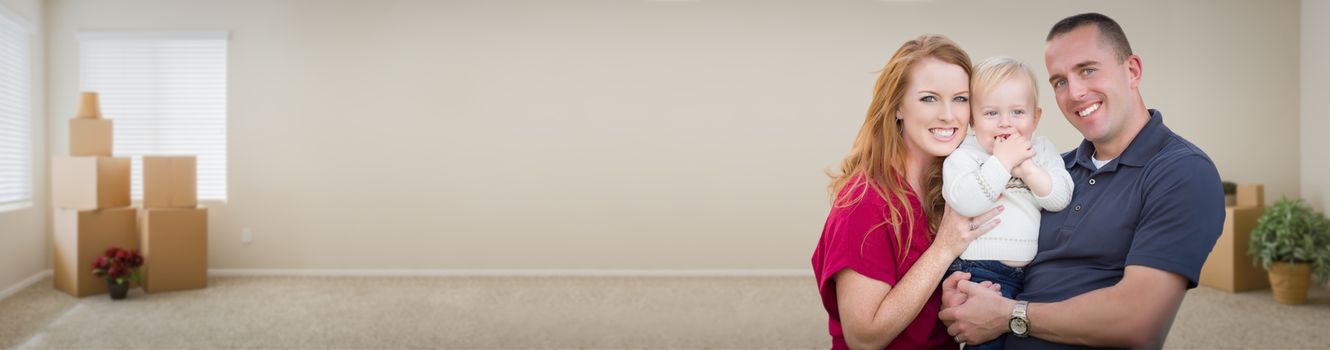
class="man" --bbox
[938,13,1225,349]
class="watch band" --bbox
[1010,300,1030,337]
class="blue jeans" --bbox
[947,259,1025,350]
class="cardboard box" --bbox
[53,207,139,297]
[143,156,198,208]
[140,207,208,293]
[1200,206,1270,292]
[51,156,130,210]
[1236,184,1264,207]
[75,91,102,118]
[69,118,112,157]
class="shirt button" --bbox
[1089,178,1096,185]
[1074,204,1082,211]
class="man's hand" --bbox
[938,279,1014,344]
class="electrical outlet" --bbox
[242,227,253,244]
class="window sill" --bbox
[0,201,33,214]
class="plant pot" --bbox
[106,277,129,300]
[1267,262,1311,305]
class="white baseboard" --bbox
[208,268,812,278]
[0,270,52,302]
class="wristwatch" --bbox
[1010,300,1030,337]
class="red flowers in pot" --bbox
[91,247,144,300]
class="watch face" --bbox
[1010,318,1029,335]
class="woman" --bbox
[811,34,1002,349]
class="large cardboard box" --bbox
[69,118,112,157]
[140,207,208,293]
[51,156,130,210]
[1199,207,1269,292]
[1199,184,1270,293]
[143,156,197,208]
[53,207,139,297]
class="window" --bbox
[0,5,33,213]
[79,32,228,202]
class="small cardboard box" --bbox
[140,207,208,293]
[53,207,139,297]
[75,91,102,118]
[51,156,130,210]
[1235,184,1264,208]
[143,156,197,208]
[69,118,112,157]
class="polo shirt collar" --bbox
[1068,109,1170,171]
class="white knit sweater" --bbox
[942,134,1074,263]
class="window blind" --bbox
[0,6,33,212]
[79,32,228,201]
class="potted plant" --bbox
[91,247,144,300]
[1249,198,1330,304]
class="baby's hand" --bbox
[978,280,1002,293]
[993,134,1034,173]
[1010,160,1027,179]
[1010,154,1040,180]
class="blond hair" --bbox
[971,56,1040,110]
[829,34,972,259]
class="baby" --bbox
[942,57,1074,349]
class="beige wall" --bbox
[1304,0,1329,214]
[42,0,1303,270]
[0,0,44,292]
[1302,0,1330,287]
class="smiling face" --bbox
[897,57,971,159]
[1045,24,1141,146]
[972,77,1041,153]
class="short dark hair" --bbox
[1047,12,1133,62]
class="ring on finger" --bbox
[969,221,979,231]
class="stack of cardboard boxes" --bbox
[51,91,209,297]
[139,155,209,293]
[1199,184,1269,292]
[52,92,137,297]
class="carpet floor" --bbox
[0,276,1327,349]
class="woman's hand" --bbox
[933,205,1003,258]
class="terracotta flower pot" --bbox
[1267,262,1311,305]
[106,277,129,300]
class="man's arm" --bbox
[1027,265,1187,347]
[940,265,1187,347]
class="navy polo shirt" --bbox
[1005,110,1226,350]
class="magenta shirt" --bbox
[811,176,956,350]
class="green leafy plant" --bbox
[1250,198,1330,282]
